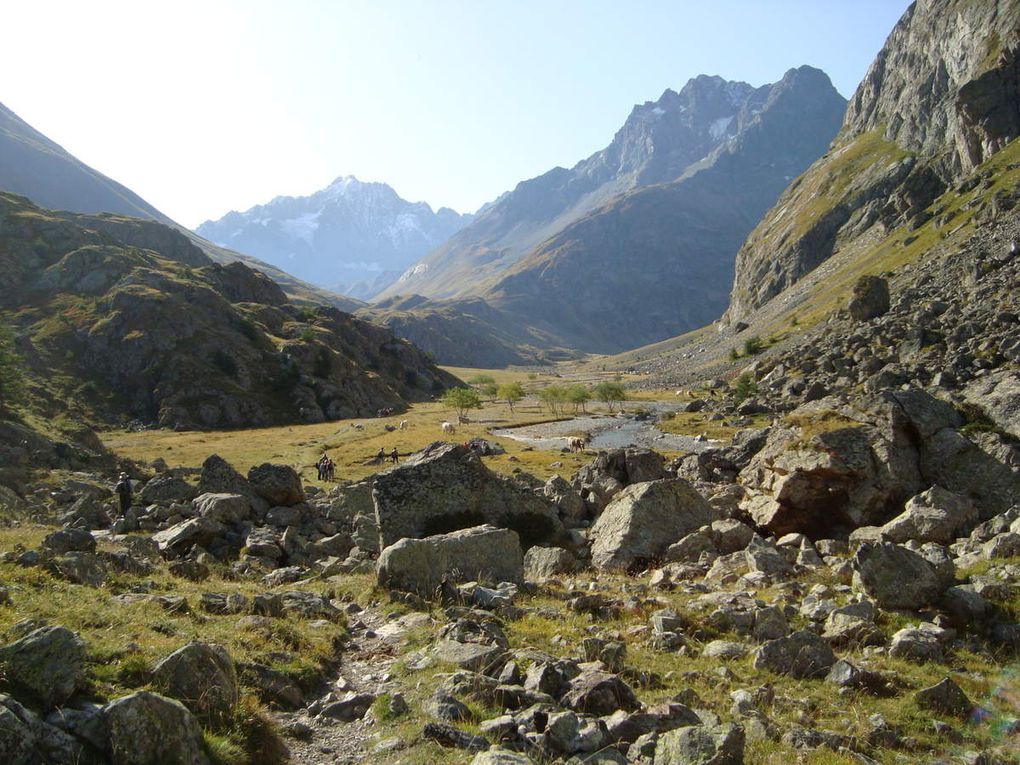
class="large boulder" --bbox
[372,442,561,549]
[752,630,836,679]
[198,454,253,496]
[138,474,198,505]
[102,691,210,765]
[377,525,523,595]
[0,693,91,765]
[962,370,1020,439]
[523,546,578,582]
[590,479,713,571]
[653,723,745,765]
[738,392,958,536]
[0,626,85,710]
[151,642,238,725]
[192,493,250,524]
[879,485,976,544]
[247,463,304,507]
[151,517,227,558]
[848,275,890,322]
[560,670,640,716]
[853,542,944,610]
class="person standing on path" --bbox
[114,472,132,515]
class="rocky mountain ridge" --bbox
[0,102,362,312]
[380,68,845,309]
[0,192,458,431]
[196,176,473,300]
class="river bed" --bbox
[490,406,720,453]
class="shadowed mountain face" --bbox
[196,177,473,300]
[0,102,363,312]
[378,67,846,320]
[724,0,1020,325]
[368,67,845,357]
[0,192,458,430]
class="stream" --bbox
[490,403,720,453]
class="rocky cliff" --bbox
[725,0,1020,324]
[0,193,458,430]
[196,176,473,300]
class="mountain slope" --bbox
[380,69,845,306]
[0,192,458,430]
[0,102,362,312]
[475,66,847,354]
[724,0,1020,325]
[197,177,472,300]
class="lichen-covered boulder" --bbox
[590,479,713,571]
[377,525,523,595]
[151,642,238,725]
[103,691,210,765]
[373,442,561,549]
[247,463,304,507]
[0,626,85,710]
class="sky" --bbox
[3,0,913,228]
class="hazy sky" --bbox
[4,0,911,228]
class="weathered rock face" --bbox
[0,626,85,710]
[151,642,238,725]
[963,370,1020,438]
[0,693,91,765]
[102,691,210,765]
[738,391,969,537]
[590,479,714,571]
[725,0,1020,324]
[373,442,562,549]
[377,525,523,595]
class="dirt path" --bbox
[275,608,432,764]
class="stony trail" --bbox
[274,607,432,764]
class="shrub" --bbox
[743,335,765,355]
[733,372,758,403]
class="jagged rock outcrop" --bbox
[726,0,1020,324]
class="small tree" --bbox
[593,380,626,413]
[538,385,570,415]
[497,381,524,413]
[441,386,483,419]
[733,372,758,403]
[567,384,592,414]
[0,321,26,417]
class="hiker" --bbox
[326,457,335,481]
[377,447,386,463]
[114,472,132,515]
[390,447,399,464]
[317,454,328,481]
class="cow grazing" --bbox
[441,421,456,435]
[567,435,589,453]
[399,420,409,430]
